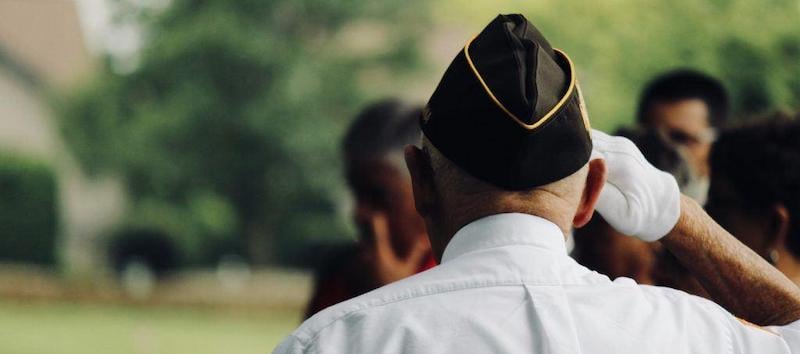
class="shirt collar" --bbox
[440,213,567,264]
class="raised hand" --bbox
[591,129,681,241]
[360,212,430,287]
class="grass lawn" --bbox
[0,300,302,354]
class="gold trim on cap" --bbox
[463,36,578,131]
[576,80,592,132]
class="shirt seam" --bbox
[442,243,566,264]
[297,280,578,347]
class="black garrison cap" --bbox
[421,14,592,190]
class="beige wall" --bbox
[0,68,58,157]
[0,0,93,88]
[0,0,125,276]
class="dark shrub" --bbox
[0,153,58,265]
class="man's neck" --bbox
[429,191,575,261]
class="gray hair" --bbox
[423,136,588,202]
[343,99,423,174]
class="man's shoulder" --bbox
[289,264,452,346]
[287,255,525,347]
[279,273,737,353]
[603,277,728,311]
[602,278,735,329]
[636,282,721,309]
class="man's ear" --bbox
[766,204,791,252]
[573,158,607,228]
[404,145,436,217]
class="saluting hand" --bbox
[591,129,681,242]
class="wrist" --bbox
[664,194,700,241]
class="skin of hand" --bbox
[359,212,430,287]
[661,195,800,326]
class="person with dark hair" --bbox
[637,69,729,204]
[277,15,800,354]
[579,71,728,289]
[706,113,800,285]
[576,71,729,285]
[303,99,435,318]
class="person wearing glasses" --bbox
[572,71,729,283]
[636,69,729,205]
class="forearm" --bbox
[661,195,800,326]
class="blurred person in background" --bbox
[572,129,695,284]
[572,70,729,284]
[705,113,800,284]
[304,99,435,318]
[653,113,800,296]
[637,69,729,205]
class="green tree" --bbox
[57,0,428,265]
[436,0,800,128]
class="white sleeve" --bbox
[729,316,800,353]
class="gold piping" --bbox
[576,80,592,132]
[463,36,577,131]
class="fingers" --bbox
[369,212,394,261]
[590,129,610,161]
[596,182,637,235]
[362,213,430,286]
[405,237,431,265]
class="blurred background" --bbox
[0,0,798,353]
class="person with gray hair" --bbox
[303,99,435,318]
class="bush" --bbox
[56,0,426,265]
[105,194,241,270]
[108,227,179,277]
[0,153,58,265]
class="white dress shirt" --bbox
[274,213,800,353]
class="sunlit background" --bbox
[0,0,799,353]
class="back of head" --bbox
[637,69,729,129]
[343,99,422,170]
[710,112,800,256]
[423,136,587,214]
[416,14,597,237]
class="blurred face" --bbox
[346,158,426,257]
[647,99,714,177]
[705,175,770,257]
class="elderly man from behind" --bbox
[275,14,800,353]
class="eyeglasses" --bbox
[661,128,717,147]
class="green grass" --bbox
[0,300,301,354]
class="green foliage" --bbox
[435,0,800,129]
[57,0,427,265]
[107,194,237,267]
[0,153,58,265]
[58,0,799,267]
